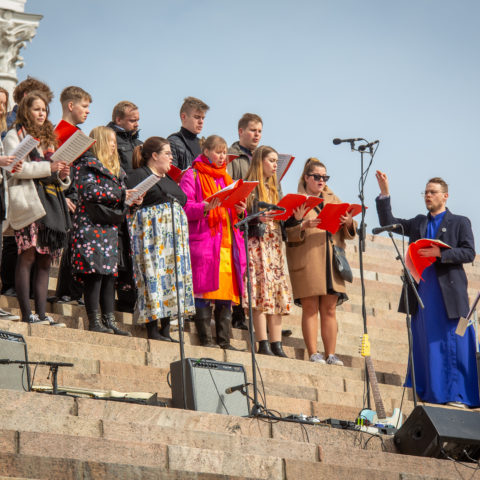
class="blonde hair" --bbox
[89,126,120,177]
[298,157,327,191]
[202,135,227,155]
[245,145,279,211]
[0,87,8,133]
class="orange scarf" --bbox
[193,155,238,232]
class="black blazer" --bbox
[376,196,475,318]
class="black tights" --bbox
[83,273,115,315]
[16,247,52,322]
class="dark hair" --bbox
[15,91,57,149]
[238,113,263,130]
[180,96,209,116]
[112,100,138,122]
[13,76,53,105]
[132,136,170,169]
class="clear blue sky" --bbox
[21,0,480,249]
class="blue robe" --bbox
[406,211,479,406]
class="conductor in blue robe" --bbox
[375,171,479,408]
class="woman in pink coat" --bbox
[180,135,246,350]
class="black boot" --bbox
[102,312,131,336]
[215,305,240,350]
[159,317,179,343]
[232,304,248,330]
[257,340,274,356]
[194,306,217,348]
[87,311,113,334]
[146,320,170,341]
[270,341,288,358]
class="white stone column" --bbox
[0,0,42,104]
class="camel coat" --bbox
[285,185,356,300]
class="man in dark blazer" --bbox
[375,171,478,407]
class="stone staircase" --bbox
[0,235,479,479]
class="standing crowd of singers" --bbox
[1,77,479,409]
[0,77,353,366]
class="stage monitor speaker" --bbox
[0,330,31,391]
[170,358,249,416]
[394,405,480,461]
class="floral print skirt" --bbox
[242,221,292,315]
[15,222,61,258]
[131,202,195,324]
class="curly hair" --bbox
[15,91,57,149]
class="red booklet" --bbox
[405,238,451,283]
[272,193,323,221]
[316,203,364,234]
[54,119,78,147]
[168,165,188,183]
[227,154,239,164]
[277,154,295,182]
[205,179,258,209]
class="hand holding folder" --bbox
[316,203,364,234]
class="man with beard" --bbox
[375,171,478,408]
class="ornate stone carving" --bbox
[0,7,42,97]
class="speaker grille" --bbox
[0,330,31,391]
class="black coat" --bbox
[71,155,127,276]
[107,122,142,173]
[376,196,475,318]
[168,128,201,171]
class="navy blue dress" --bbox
[406,211,479,406]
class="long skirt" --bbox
[131,203,195,323]
[242,221,292,315]
[405,264,479,407]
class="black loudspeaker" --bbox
[170,358,250,416]
[0,330,31,391]
[394,405,480,461]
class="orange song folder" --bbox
[272,194,323,221]
[405,238,451,283]
[205,179,259,210]
[316,203,364,234]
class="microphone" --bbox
[332,138,363,145]
[225,383,250,395]
[258,201,286,212]
[372,224,402,235]
[358,140,379,152]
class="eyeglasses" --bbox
[307,174,330,182]
[421,190,443,197]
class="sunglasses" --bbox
[307,174,330,182]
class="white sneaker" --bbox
[44,315,66,328]
[310,353,326,364]
[0,308,20,321]
[326,354,344,366]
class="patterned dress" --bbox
[243,219,292,314]
[131,201,195,323]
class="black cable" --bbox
[440,447,480,471]
[206,368,229,415]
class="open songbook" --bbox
[204,179,258,209]
[316,203,364,234]
[2,134,40,172]
[405,238,451,283]
[125,174,161,206]
[276,154,295,182]
[271,193,323,221]
[51,120,95,164]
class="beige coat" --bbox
[285,185,356,300]
[2,129,70,230]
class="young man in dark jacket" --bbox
[107,101,142,173]
[168,97,209,170]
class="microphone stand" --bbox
[165,192,188,410]
[340,139,372,409]
[0,359,73,395]
[234,208,273,416]
[386,232,423,407]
